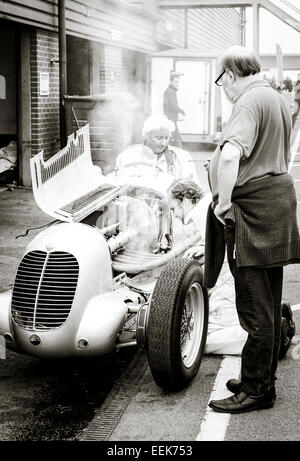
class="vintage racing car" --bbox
[0,125,209,390]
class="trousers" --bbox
[170,121,182,148]
[292,100,300,127]
[225,221,283,395]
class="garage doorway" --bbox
[0,22,17,185]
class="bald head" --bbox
[219,46,261,78]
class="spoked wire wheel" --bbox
[146,258,209,390]
[180,281,206,368]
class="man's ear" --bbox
[227,70,235,82]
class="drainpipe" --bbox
[252,3,259,56]
[240,7,246,47]
[58,0,67,148]
[184,9,188,49]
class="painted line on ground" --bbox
[197,304,299,441]
[196,355,241,441]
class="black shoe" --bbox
[279,302,296,360]
[226,379,276,399]
[208,391,275,414]
[282,303,292,321]
[226,378,243,394]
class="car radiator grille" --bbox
[11,250,79,330]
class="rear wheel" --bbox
[146,258,209,390]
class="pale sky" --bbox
[245,0,300,54]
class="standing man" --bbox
[163,74,185,148]
[204,46,300,414]
[292,73,300,127]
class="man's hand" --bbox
[203,160,210,172]
[214,202,232,225]
[183,243,205,263]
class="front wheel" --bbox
[146,258,209,390]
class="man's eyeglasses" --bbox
[215,70,226,86]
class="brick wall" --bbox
[30,29,60,159]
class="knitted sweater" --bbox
[203,173,300,288]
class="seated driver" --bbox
[115,114,198,184]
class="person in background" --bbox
[204,45,300,414]
[115,114,198,185]
[280,77,294,116]
[163,74,185,148]
[282,77,293,93]
[292,73,300,127]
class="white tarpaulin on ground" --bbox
[171,191,247,355]
[205,260,247,355]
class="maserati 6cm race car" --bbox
[0,125,209,391]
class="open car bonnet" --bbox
[30,124,128,222]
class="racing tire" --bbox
[146,258,209,391]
